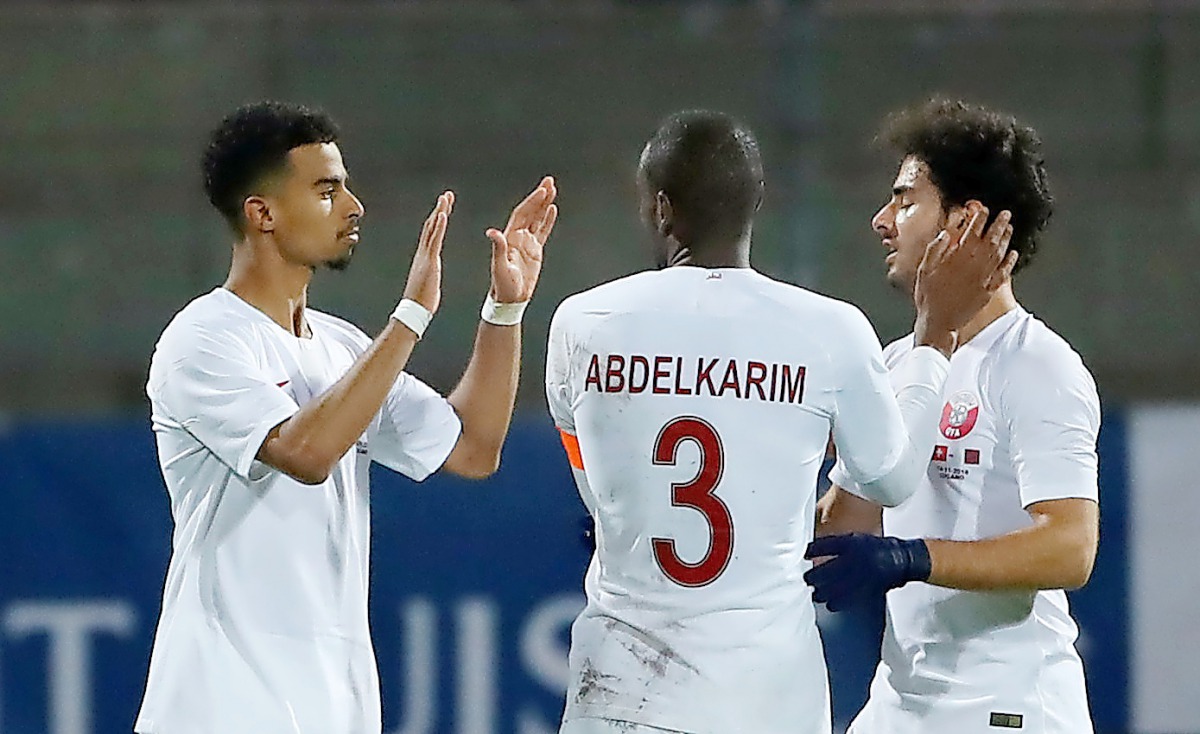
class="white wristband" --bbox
[391,298,433,340]
[481,293,528,326]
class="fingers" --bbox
[420,191,455,250]
[959,201,988,245]
[986,250,1019,291]
[804,534,852,560]
[984,210,1012,255]
[506,177,557,233]
[535,203,559,245]
[485,227,508,256]
[919,230,951,269]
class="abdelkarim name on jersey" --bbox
[832,306,1100,734]
[545,266,951,734]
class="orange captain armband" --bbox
[559,429,584,471]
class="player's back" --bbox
[547,266,870,734]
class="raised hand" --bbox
[402,191,454,313]
[913,201,1017,349]
[486,177,558,304]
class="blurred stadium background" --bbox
[2,1,1197,732]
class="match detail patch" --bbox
[989,712,1024,729]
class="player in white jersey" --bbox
[135,102,558,733]
[809,99,1100,733]
[545,110,1018,734]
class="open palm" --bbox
[487,177,558,303]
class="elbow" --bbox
[459,462,499,481]
[859,478,915,509]
[444,438,502,480]
[1061,546,1098,591]
[1052,529,1098,591]
[265,440,335,485]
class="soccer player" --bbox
[544,110,1016,734]
[134,102,557,733]
[808,99,1100,733]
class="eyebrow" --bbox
[314,175,347,188]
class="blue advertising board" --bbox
[0,415,1127,733]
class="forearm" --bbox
[446,321,521,476]
[261,320,418,482]
[926,506,1098,591]
[816,486,883,537]
[854,346,949,506]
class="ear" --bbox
[753,179,765,213]
[943,202,970,232]
[654,190,674,238]
[243,196,274,234]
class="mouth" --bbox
[342,228,360,243]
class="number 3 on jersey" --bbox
[651,416,733,587]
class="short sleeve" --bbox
[829,308,911,485]
[1002,353,1101,507]
[372,372,462,481]
[545,304,577,433]
[152,329,300,481]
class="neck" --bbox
[223,235,314,337]
[668,231,753,269]
[956,284,1019,346]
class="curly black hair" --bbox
[880,99,1053,274]
[639,110,764,246]
[203,101,340,231]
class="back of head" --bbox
[881,98,1053,273]
[203,101,340,232]
[639,110,764,246]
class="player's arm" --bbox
[808,348,1101,610]
[257,193,453,484]
[816,484,883,537]
[924,498,1098,590]
[832,206,1015,506]
[442,179,558,479]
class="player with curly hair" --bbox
[810,99,1099,733]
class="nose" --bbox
[346,187,365,220]
[872,202,895,239]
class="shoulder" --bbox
[153,290,257,362]
[552,271,658,316]
[993,312,1099,413]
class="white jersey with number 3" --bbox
[545,267,947,734]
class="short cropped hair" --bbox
[203,101,339,230]
[880,99,1053,273]
[639,110,764,244]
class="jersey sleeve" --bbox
[373,372,463,482]
[153,327,300,481]
[829,311,949,506]
[1001,352,1101,507]
[545,302,578,434]
[828,336,910,495]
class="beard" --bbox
[324,245,355,272]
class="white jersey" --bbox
[545,267,950,734]
[135,288,461,734]
[831,306,1100,734]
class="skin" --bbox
[636,150,1015,356]
[815,154,1099,592]
[225,140,558,483]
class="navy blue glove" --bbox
[803,533,931,612]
